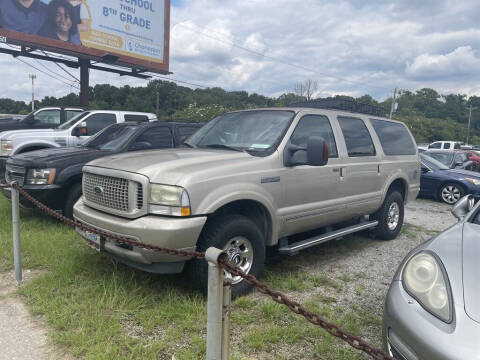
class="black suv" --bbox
[2,121,202,217]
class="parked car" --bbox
[0,107,83,133]
[427,141,463,150]
[383,195,480,360]
[419,153,480,204]
[417,143,429,152]
[424,150,474,171]
[463,150,480,171]
[0,110,156,180]
[2,121,202,218]
[70,108,420,296]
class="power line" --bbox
[175,22,393,92]
[40,50,80,82]
[149,73,208,88]
[15,57,79,89]
[33,58,79,84]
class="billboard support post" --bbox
[79,59,90,107]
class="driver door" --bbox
[32,109,61,129]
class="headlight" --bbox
[466,177,480,186]
[403,252,452,322]
[148,184,191,216]
[1,140,12,156]
[26,168,56,185]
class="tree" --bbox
[294,79,318,100]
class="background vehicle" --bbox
[0,107,83,133]
[72,108,420,296]
[2,121,202,218]
[383,196,480,359]
[427,141,463,150]
[424,150,474,171]
[463,150,480,171]
[419,153,480,204]
[0,110,156,180]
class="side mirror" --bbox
[421,167,429,173]
[130,141,152,151]
[72,122,87,137]
[451,195,475,220]
[306,136,328,166]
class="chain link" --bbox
[5,182,393,360]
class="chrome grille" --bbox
[136,183,143,209]
[83,173,129,212]
[5,164,26,186]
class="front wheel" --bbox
[439,183,464,204]
[186,214,265,297]
[371,191,404,240]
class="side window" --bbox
[429,142,441,149]
[134,127,173,149]
[444,142,451,149]
[338,116,376,157]
[65,110,82,121]
[83,113,117,136]
[454,143,461,149]
[290,115,338,163]
[124,114,149,122]
[178,126,200,142]
[34,109,61,125]
[370,119,416,155]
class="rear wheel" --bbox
[439,183,464,204]
[186,214,265,297]
[371,191,404,240]
[64,183,82,219]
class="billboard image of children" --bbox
[0,0,47,35]
[39,0,80,44]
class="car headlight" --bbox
[148,184,191,216]
[466,177,480,186]
[403,252,452,322]
[1,140,13,156]
[26,168,56,185]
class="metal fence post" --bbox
[11,185,22,283]
[205,247,226,360]
[221,281,231,360]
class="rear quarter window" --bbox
[370,119,416,156]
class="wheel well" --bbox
[18,146,49,154]
[387,178,407,202]
[208,200,272,245]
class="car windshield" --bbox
[426,152,453,166]
[421,154,450,171]
[19,110,35,123]
[186,110,294,154]
[58,111,91,129]
[84,124,140,151]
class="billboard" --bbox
[0,0,170,73]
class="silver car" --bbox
[383,196,480,359]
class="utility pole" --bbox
[389,88,397,119]
[466,105,477,145]
[156,88,160,118]
[29,74,36,112]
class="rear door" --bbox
[337,116,382,216]
[32,109,61,129]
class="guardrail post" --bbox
[205,247,226,360]
[11,185,22,283]
[221,281,231,360]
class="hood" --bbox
[441,168,480,180]
[461,223,480,323]
[0,128,67,141]
[85,148,256,185]
[0,118,25,133]
[8,146,111,169]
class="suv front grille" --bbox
[83,173,130,212]
[136,183,143,209]
[5,164,26,186]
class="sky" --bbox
[1,0,480,103]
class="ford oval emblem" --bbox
[94,186,104,195]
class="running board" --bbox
[278,220,378,255]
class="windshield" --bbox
[58,111,91,129]
[84,124,140,151]
[426,151,453,166]
[186,110,294,153]
[19,110,35,123]
[421,154,449,171]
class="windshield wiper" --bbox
[201,144,244,152]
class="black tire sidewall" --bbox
[374,191,404,240]
[188,215,265,297]
[439,183,464,204]
[64,183,82,219]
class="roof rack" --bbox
[290,98,389,117]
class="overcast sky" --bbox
[1,0,480,103]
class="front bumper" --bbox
[1,184,64,211]
[383,280,480,360]
[73,198,207,274]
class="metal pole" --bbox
[29,74,36,111]
[11,186,22,283]
[205,247,225,360]
[467,105,472,145]
[389,87,397,119]
[221,282,231,360]
[79,59,90,107]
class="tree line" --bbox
[1,81,479,145]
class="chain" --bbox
[5,182,393,360]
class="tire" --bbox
[439,183,465,204]
[371,191,404,241]
[186,214,265,298]
[64,183,82,219]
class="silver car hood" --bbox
[0,128,67,140]
[462,223,480,323]
[84,148,255,185]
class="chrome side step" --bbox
[278,220,378,255]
